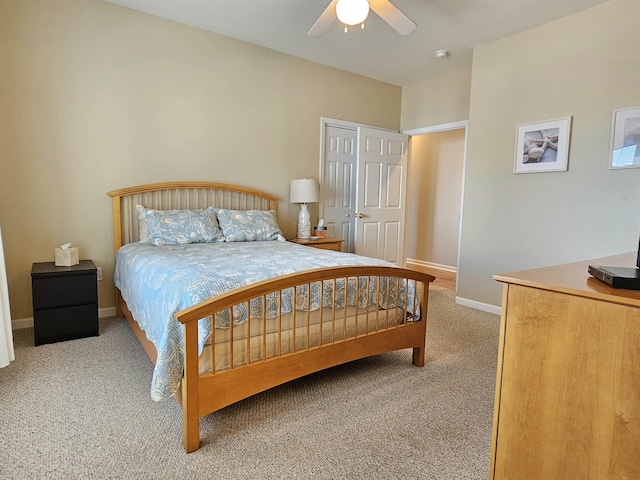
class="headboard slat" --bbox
[108,182,278,253]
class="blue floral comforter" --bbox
[114,240,415,400]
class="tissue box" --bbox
[55,247,79,267]
[313,226,327,238]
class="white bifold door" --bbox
[321,124,408,265]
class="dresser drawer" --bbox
[34,303,99,346]
[32,273,97,310]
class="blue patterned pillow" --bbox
[136,204,153,243]
[143,207,224,245]
[216,209,285,242]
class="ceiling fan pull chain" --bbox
[308,0,416,37]
[343,22,365,33]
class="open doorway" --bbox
[403,121,468,291]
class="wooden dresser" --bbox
[490,252,640,480]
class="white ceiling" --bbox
[103,0,610,86]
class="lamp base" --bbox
[297,204,311,239]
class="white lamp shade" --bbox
[336,0,370,25]
[290,178,320,204]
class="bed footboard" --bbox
[175,266,434,452]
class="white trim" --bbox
[455,296,502,316]
[11,306,118,331]
[11,317,33,330]
[406,258,457,273]
[456,126,469,293]
[100,306,117,318]
[321,117,357,131]
[322,116,396,133]
[319,116,396,194]
[402,120,469,293]
[403,120,468,136]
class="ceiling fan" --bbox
[308,0,417,36]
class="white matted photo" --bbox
[609,106,640,169]
[514,117,572,174]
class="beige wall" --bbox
[459,0,640,307]
[4,0,638,320]
[406,130,465,268]
[400,69,471,131]
[0,0,402,320]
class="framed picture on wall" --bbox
[609,106,640,169]
[514,117,572,174]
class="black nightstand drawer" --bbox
[32,273,97,310]
[31,260,99,346]
[34,304,99,346]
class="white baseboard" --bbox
[11,317,34,330]
[11,306,118,331]
[406,258,457,273]
[100,306,117,318]
[455,296,502,316]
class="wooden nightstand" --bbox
[31,260,99,346]
[290,237,344,252]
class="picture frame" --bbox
[609,106,640,169]
[514,117,572,174]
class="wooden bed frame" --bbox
[108,182,434,452]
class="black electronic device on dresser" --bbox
[588,236,640,290]
[31,260,98,346]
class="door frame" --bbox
[403,120,469,292]
[318,117,397,180]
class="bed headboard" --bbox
[107,182,278,253]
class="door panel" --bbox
[365,135,383,154]
[388,139,404,156]
[355,127,408,265]
[361,223,380,259]
[384,222,401,263]
[363,162,382,208]
[341,162,354,209]
[386,164,402,208]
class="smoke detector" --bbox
[435,50,450,59]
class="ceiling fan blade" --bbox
[308,0,339,37]
[369,0,417,36]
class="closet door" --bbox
[320,122,408,263]
[321,125,357,252]
[355,127,408,265]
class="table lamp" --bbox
[290,178,320,239]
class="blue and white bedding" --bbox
[114,240,417,401]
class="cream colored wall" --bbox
[406,130,464,268]
[400,69,471,131]
[0,0,402,320]
[459,0,640,307]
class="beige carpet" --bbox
[0,286,500,479]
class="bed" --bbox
[108,182,434,452]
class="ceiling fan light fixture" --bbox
[336,0,370,26]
